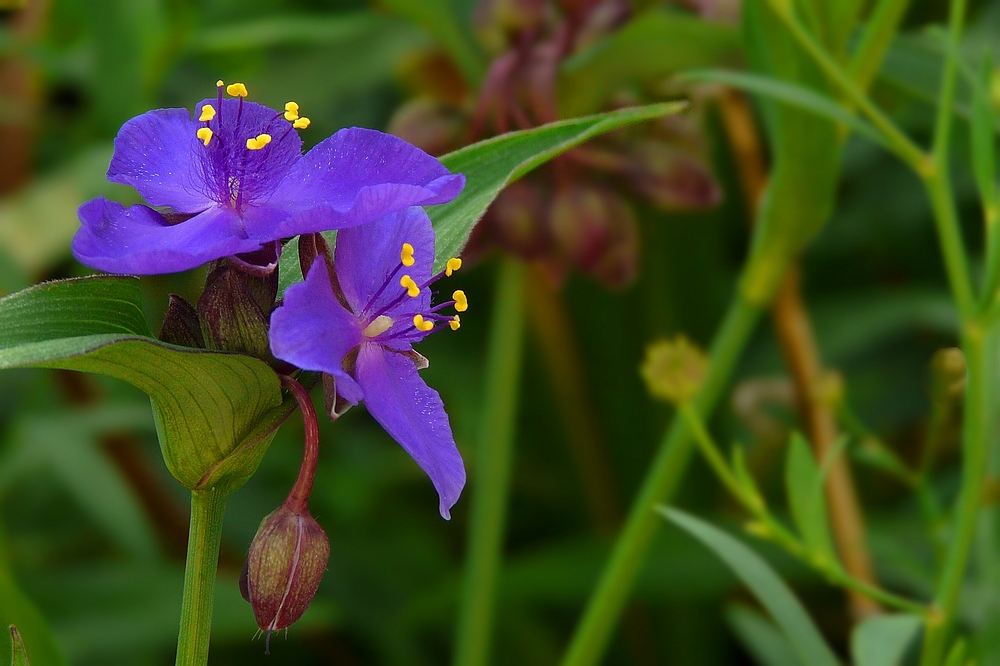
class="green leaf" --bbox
[660,507,840,666]
[971,52,997,213]
[376,0,485,84]
[431,102,686,272]
[850,614,922,666]
[9,626,29,666]
[0,276,288,495]
[682,69,888,150]
[784,433,837,566]
[557,9,743,115]
[725,604,803,666]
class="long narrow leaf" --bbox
[660,507,840,666]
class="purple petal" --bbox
[107,108,215,214]
[269,261,364,403]
[72,197,264,275]
[334,208,433,319]
[355,343,465,519]
[261,128,465,238]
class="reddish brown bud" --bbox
[240,505,331,644]
[549,182,638,287]
[487,178,551,259]
[625,141,721,211]
[387,98,468,157]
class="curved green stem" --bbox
[175,487,227,666]
[559,291,764,666]
[453,257,526,666]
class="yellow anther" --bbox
[400,243,415,267]
[293,117,311,129]
[198,104,216,122]
[413,314,434,332]
[453,290,468,312]
[449,315,461,331]
[216,79,224,87]
[362,315,393,338]
[196,127,214,146]
[246,133,272,150]
[445,257,462,277]
[226,82,248,97]
[284,101,300,121]
[399,275,420,298]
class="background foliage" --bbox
[0,0,998,664]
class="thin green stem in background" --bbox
[175,487,227,666]
[453,257,526,666]
[848,0,912,90]
[560,291,764,666]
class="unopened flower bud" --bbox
[241,504,330,644]
[486,179,550,259]
[626,141,721,211]
[640,336,708,404]
[197,260,277,362]
[549,182,638,287]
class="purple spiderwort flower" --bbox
[73,81,465,275]
[269,207,467,518]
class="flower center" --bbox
[194,80,312,212]
[359,243,469,339]
[362,315,393,338]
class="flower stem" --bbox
[278,375,320,513]
[453,257,526,666]
[559,291,764,666]
[175,487,227,666]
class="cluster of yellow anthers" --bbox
[194,81,311,149]
[396,242,467,333]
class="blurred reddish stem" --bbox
[718,88,881,619]
[0,0,48,194]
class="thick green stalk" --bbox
[559,291,764,666]
[453,258,526,666]
[175,487,227,666]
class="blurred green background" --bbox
[0,0,998,664]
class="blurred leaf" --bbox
[557,8,743,115]
[2,408,160,561]
[725,604,803,666]
[850,613,922,666]
[0,146,136,278]
[971,52,997,211]
[737,0,841,301]
[9,626,29,666]
[0,276,285,495]
[0,533,65,666]
[432,102,686,273]
[659,507,840,666]
[784,433,837,566]
[376,0,485,84]
[188,12,400,52]
[682,69,889,149]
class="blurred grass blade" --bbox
[432,102,686,272]
[850,614,922,666]
[188,13,401,52]
[971,52,997,212]
[9,626,28,666]
[558,9,742,115]
[376,0,484,84]
[725,604,803,666]
[682,69,888,149]
[0,531,66,666]
[659,507,840,666]
[0,276,286,495]
[785,433,837,565]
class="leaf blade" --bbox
[850,614,922,666]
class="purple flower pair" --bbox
[73,82,467,517]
